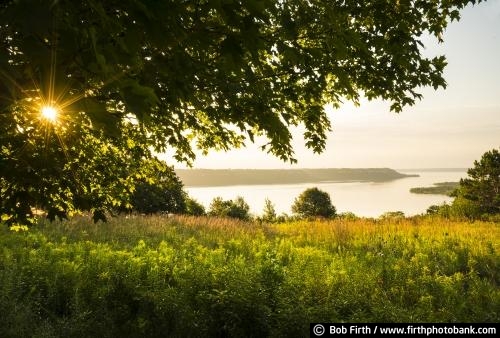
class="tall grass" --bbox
[1,215,498,337]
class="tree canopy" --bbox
[455,148,500,216]
[129,161,187,215]
[292,187,336,218]
[0,0,484,223]
[426,148,499,219]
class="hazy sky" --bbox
[168,2,500,169]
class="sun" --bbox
[41,105,58,122]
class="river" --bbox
[185,169,467,218]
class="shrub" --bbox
[337,212,359,221]
[380,211,405,220]
[185,197,206,216]
[208,196,251,220]
[426,205,441,215]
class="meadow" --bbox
[0,215,499,337]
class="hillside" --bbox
[176,168,418,187]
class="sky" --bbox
[168,2,500,170]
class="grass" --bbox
[1,215,499,337]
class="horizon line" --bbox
[174,167,468,171]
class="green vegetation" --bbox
[176,168,418,187]
[0,3,497,333]
[457,149,500,215]
[292,187,337,218]
[185,197,206,217]
[410,182,459,196]
[426,148,500,220]
[380,211,406,220]
[1,215,498,337]
[208,196,251,220]
[261,198,278,223]
[130,164,187,215]
[1,1,482,224]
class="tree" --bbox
[292,187,336,218]
[0,106,160,223]
[130,160,187,214]
[261,198,277,222]
[0,0,484,223]
[185,197,206,216]
[209,196,251,220]
[426,205,442,215]
[453,148,500,215]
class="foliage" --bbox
[0,0,485,223]
[185,197,206,216]
[424,149,500,220]
[1,0,482,162]
[449,196,483,219]
[209,196,251,220]
[380,211,406,220]
[426,200,482,220]
[261,198,277,223]
[0,108,162,224]
[429,149,500,220]
[426,204,443,215]
[455,148,500,215]
[130,161,187,214]
[292,187,336,218]
[0,215,498,337]
[337,212,360,221]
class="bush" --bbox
[380,211,405,220]
[291,187,336,218]
[426,205,441,215]
[208,196,251,220]
[449,196,483,220]
[337,212,359,221]
[185,197,206,216]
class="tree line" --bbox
[97,148,500,222]
[136,148,500,222]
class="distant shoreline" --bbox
[176,168,419,187]
[398,168,467,173]
[410,182,460,196]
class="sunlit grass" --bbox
[1,215,498,336]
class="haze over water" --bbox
[185,169,467,218]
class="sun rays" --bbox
[40,105,58,122]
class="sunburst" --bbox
[40,105,58,122]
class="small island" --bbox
[176,168,418,187]
[410,182,459,196]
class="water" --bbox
[185,170,467,218]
